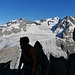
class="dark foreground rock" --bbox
[50,53,75,75]
[0,42,75,75]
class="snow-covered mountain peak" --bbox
[54,16,60,20]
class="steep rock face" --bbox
[19,18,27,31]
[0,18,27,36]
[55,16,75,39]
[51,16,75,54]
[64,16,75,24]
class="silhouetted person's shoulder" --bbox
[28,44,37,56]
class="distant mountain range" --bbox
[0,16,75,52]
[0,16,75,37]
[0,16,75,69]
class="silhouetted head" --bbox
[34,41,42,49]
[20,36,29,49]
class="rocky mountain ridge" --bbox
[0,16,75,69]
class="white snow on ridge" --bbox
[9,19,18,23]
[2,23,20,32]
[67,20,74,26]
[46,18,52,22]
[10,23,20,29]
[69,26,75,32]
[46,16,59,22]
[34,20,41,23]
[0,24,7,26]
[54,28,63,34]
[70,16,75,20]
[47,17,60,29]
[67,20,75,32]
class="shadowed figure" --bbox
[34,41,50,75]
[18,36,37,75]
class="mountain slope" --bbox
[0,16,75,69]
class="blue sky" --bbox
[0,0,75,24]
